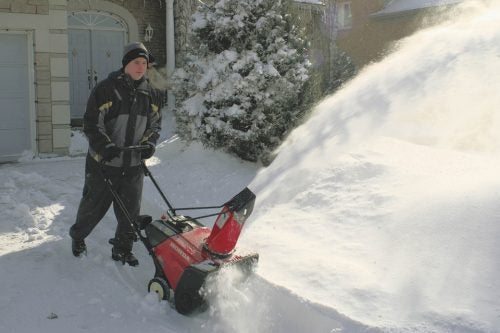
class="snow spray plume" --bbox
[201,266,269,333]
[249,0,500,210]
[377,1,500,154]
[147,66,172,91]
[237,3,500,331]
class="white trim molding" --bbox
[67,0,139,42]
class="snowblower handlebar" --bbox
[120,145,151,152]
[99,147,254,223]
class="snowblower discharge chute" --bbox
[99,146,258,316]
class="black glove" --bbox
[101,143,121,162]
[141,142,155,160]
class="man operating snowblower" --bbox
[69,42,163,266]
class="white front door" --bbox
[68,12,127,121]
[0,32,33,162]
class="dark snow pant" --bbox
[69,155,144,252]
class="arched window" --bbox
[68,11,128,32]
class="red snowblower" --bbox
[100,146,259,315]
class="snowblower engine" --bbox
[142,187,258,315]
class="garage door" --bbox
[0,33,32,162]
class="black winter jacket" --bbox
[83,69,162,167]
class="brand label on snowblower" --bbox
[169,241,192,263]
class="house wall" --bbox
[0,0,166,159]
[336,0,454,67]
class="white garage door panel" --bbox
[0,37,27,59]
[0,66,29,91]
[0,96,29,129]
[0,129,29,157]
[0,33,31,162]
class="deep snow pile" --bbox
[242,1,500,331]
[1,1,500,333]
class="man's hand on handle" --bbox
[101,143,121,162]
[141,142,156,160]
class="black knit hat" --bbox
[122,42,149,68]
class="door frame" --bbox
[0,29,36,161]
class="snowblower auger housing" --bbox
[142,187,259,315]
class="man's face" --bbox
[124,57,147,80]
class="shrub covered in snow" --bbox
[174,0,311,162]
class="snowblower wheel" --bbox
[148,277,170,301]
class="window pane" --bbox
[336,2,352,29]
[68,12,126,31]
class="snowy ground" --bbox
[2,2,500,332]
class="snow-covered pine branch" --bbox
[174,0,311,162]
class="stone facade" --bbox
[0,0,50,14]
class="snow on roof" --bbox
[293,0,324,5]
[372,0,463,17]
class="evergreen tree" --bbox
[174,0,310,162]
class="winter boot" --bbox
[111,247,139,266]
[72,238,87,257]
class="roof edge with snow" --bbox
[371,0,463,19]
[293,0,324,5]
